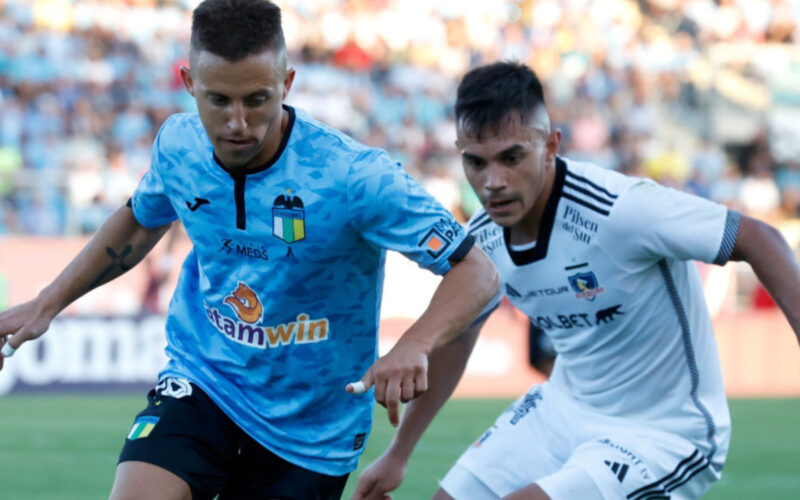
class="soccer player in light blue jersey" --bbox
[0,1,498,499]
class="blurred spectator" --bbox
[740,163,781,220]
[643,141,692,188]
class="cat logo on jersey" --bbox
[568,271,605,301]
[273,193,305,243]
[224,282,263,324]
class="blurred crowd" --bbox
[1,0,800,236]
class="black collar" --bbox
[504,157,567,266]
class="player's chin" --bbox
[217,149,257,169]
[484,211,521,227]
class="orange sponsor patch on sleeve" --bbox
[427,235,444,252]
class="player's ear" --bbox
[282,67,296,100]
[180,65,195,97]
[546,129,562,163]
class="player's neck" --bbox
[508,164,556,246]
[239,107,289,171]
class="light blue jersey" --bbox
[129,106,473,475]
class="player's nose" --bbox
[227,102,247,133]
[484,164,508,191]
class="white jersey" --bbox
[469,157,739,466]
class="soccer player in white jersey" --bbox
[0,1,499,499]
[351,62,800,500]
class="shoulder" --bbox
[154,113,206,151]
[561,157,650,219]
[291,107,375,164]
[148,114,208,175]
[466,208,503,251]
[466,208,491,233]
[289,107,398,186]
[157,113,203,137]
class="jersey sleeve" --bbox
[607,179,740,266]
[347,149,474,275]
[129,120,179,229]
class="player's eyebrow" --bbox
[203,90,234,104]
[462,144,527,163]
[461,151,485,163]
[203,89,272,99]
[245,89,271,99]
[496,144,526,158]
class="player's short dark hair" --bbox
[455,61,546,138]
[191,0,285,61]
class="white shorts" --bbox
[441,383,726,500]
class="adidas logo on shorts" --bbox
[604,460,629,482]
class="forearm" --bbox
[386,325,481,461]
[401,246,498,354]
[37,205,171,315]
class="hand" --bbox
[347,338,429,426]
[350,450,408,500]
[0,298,57,370]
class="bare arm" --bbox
[401,245,498,353]
[348,245,499,426]
[729,214,800,346]
[350,320,484,500]
[0,205,172,364]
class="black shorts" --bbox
[119,378,349,500]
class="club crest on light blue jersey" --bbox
[273,193,305,243]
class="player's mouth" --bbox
[486,198,517,216]
[223,138,257,151]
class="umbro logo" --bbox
[186,197,210,212]
[604,460,629,482]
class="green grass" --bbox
[0,396,798,499]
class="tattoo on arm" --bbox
[87,245,133,290]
